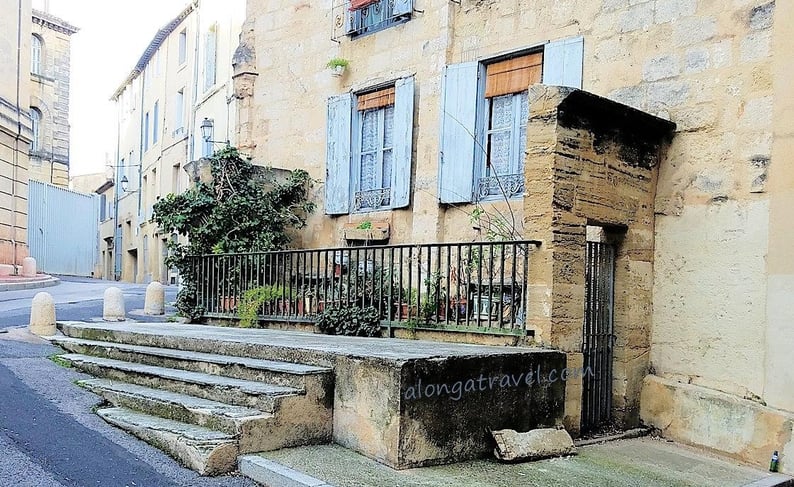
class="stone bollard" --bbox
[103,287,126,321]
[21,257,37,277]
[144,281,165,315]
[29,292,56,336]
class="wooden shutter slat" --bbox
[485,52,543,98]
[391,76,414,209]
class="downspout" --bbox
[138,72,146,219]
[188,0,201,165]
[113,99,122,280]
[12,0,23,271]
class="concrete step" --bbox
[97,407,238,476]
[61,353,301,412]
[79,378,272,436]
[239,455,334,487]
[52,336,332,390]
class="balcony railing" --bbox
[189,240,538,335]
[332,0,414,40]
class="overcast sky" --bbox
[34,0,192,176]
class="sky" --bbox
[33,0,192,176]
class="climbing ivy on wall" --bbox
[153,146,315,321]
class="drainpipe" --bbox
[188,0,201,166]
[113,100,122,280]
[137,73,146,220]
[11,0,23,271]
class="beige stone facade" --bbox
[107,0,244,283]
[29,9,76,187]
[0,0,33,266]
[237,0,792,473]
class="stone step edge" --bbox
[60,353,303,397]
[97,406,239,476]
[239,455,335,487]
[80,378,273,424]
[52,336,331,376]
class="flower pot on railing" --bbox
[220,295,238,313]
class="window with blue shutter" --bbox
[325,76,415,214]
[438,36,584,204]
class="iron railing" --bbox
[189,240,538,335]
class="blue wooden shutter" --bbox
[326,93,353,215]
[391,76,415,209]
[393,0,413,16]
[438,62,479,204]
[542,36,584,89]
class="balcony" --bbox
[333,0,414,40]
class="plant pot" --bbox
[331,65,345,77]
[220,295,238,313]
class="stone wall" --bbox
[30,10,76,187]
[0,0,32,266]
[524,85,674,433]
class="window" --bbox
[30,107,41,152]
[203,25,218,91]
[31,35,42,74]
[144,112,150,151]
[355,88,396,210]
[174,89,184,134]
[479,54,541,199]
[346,0,413,37]
[325,77,415,215]
[438,36,584,204]
[178,29,187,65]
[152,101,159,145]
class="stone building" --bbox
[234,0,792,474]
[105,0,244,283]
[0,0,33,268]
[29,9,77,187]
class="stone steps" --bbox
[97,407,239,476]
[52,336,331,390]
[79,378,273,437]
[61,353,300,412]
[52,326,336,476]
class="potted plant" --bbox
[326,57,349,77]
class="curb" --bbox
[239,455,334,487]
[0,276,60,292]
[742,475,794,487]
[574,427,650,447]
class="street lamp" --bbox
[119,175,139,193]
[200,117,228,145]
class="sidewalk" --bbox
[0,274,59,292]
[250,437,792,487]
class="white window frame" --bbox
[354,103,395,211]
[178,29,188,66]
[30,108,41,152]
[203,25,218,92]
[31,34,42,75]
[152,101,159,145]
[479,91,528,200]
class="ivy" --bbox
[153,146,315,321]
[316,305,382,337]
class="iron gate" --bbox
[581,240,615,433]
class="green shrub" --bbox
[316,305,381,337]
[237,285,286,328]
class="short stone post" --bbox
[144,281,165,315]
[21,257,36,277]
[29,292,56,336]
[103,287,126,321]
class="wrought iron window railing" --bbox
[189,240,538,335]
[333,0,414,40]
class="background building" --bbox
[0,0,33,268]
[233,0,792,473]
[106,0,244,283]
[29,9,77,187]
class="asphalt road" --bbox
[0,276,257,487]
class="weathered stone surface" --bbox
[97,407,238,476]
[21,256,36,277]
[492,427,576,462]
[102,287,126,321]
[29,291,56,336]
[0,264,14,276]
[143,281,165,315]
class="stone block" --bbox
[654,0,697,24]
[740,31,772,62]
[684,48,711,73]
[643,54,680,82]
[619,3,654,32]
[492,428,576,461]
[648,80,690,110]
[673,17,717,47]
[749,1,774,30]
